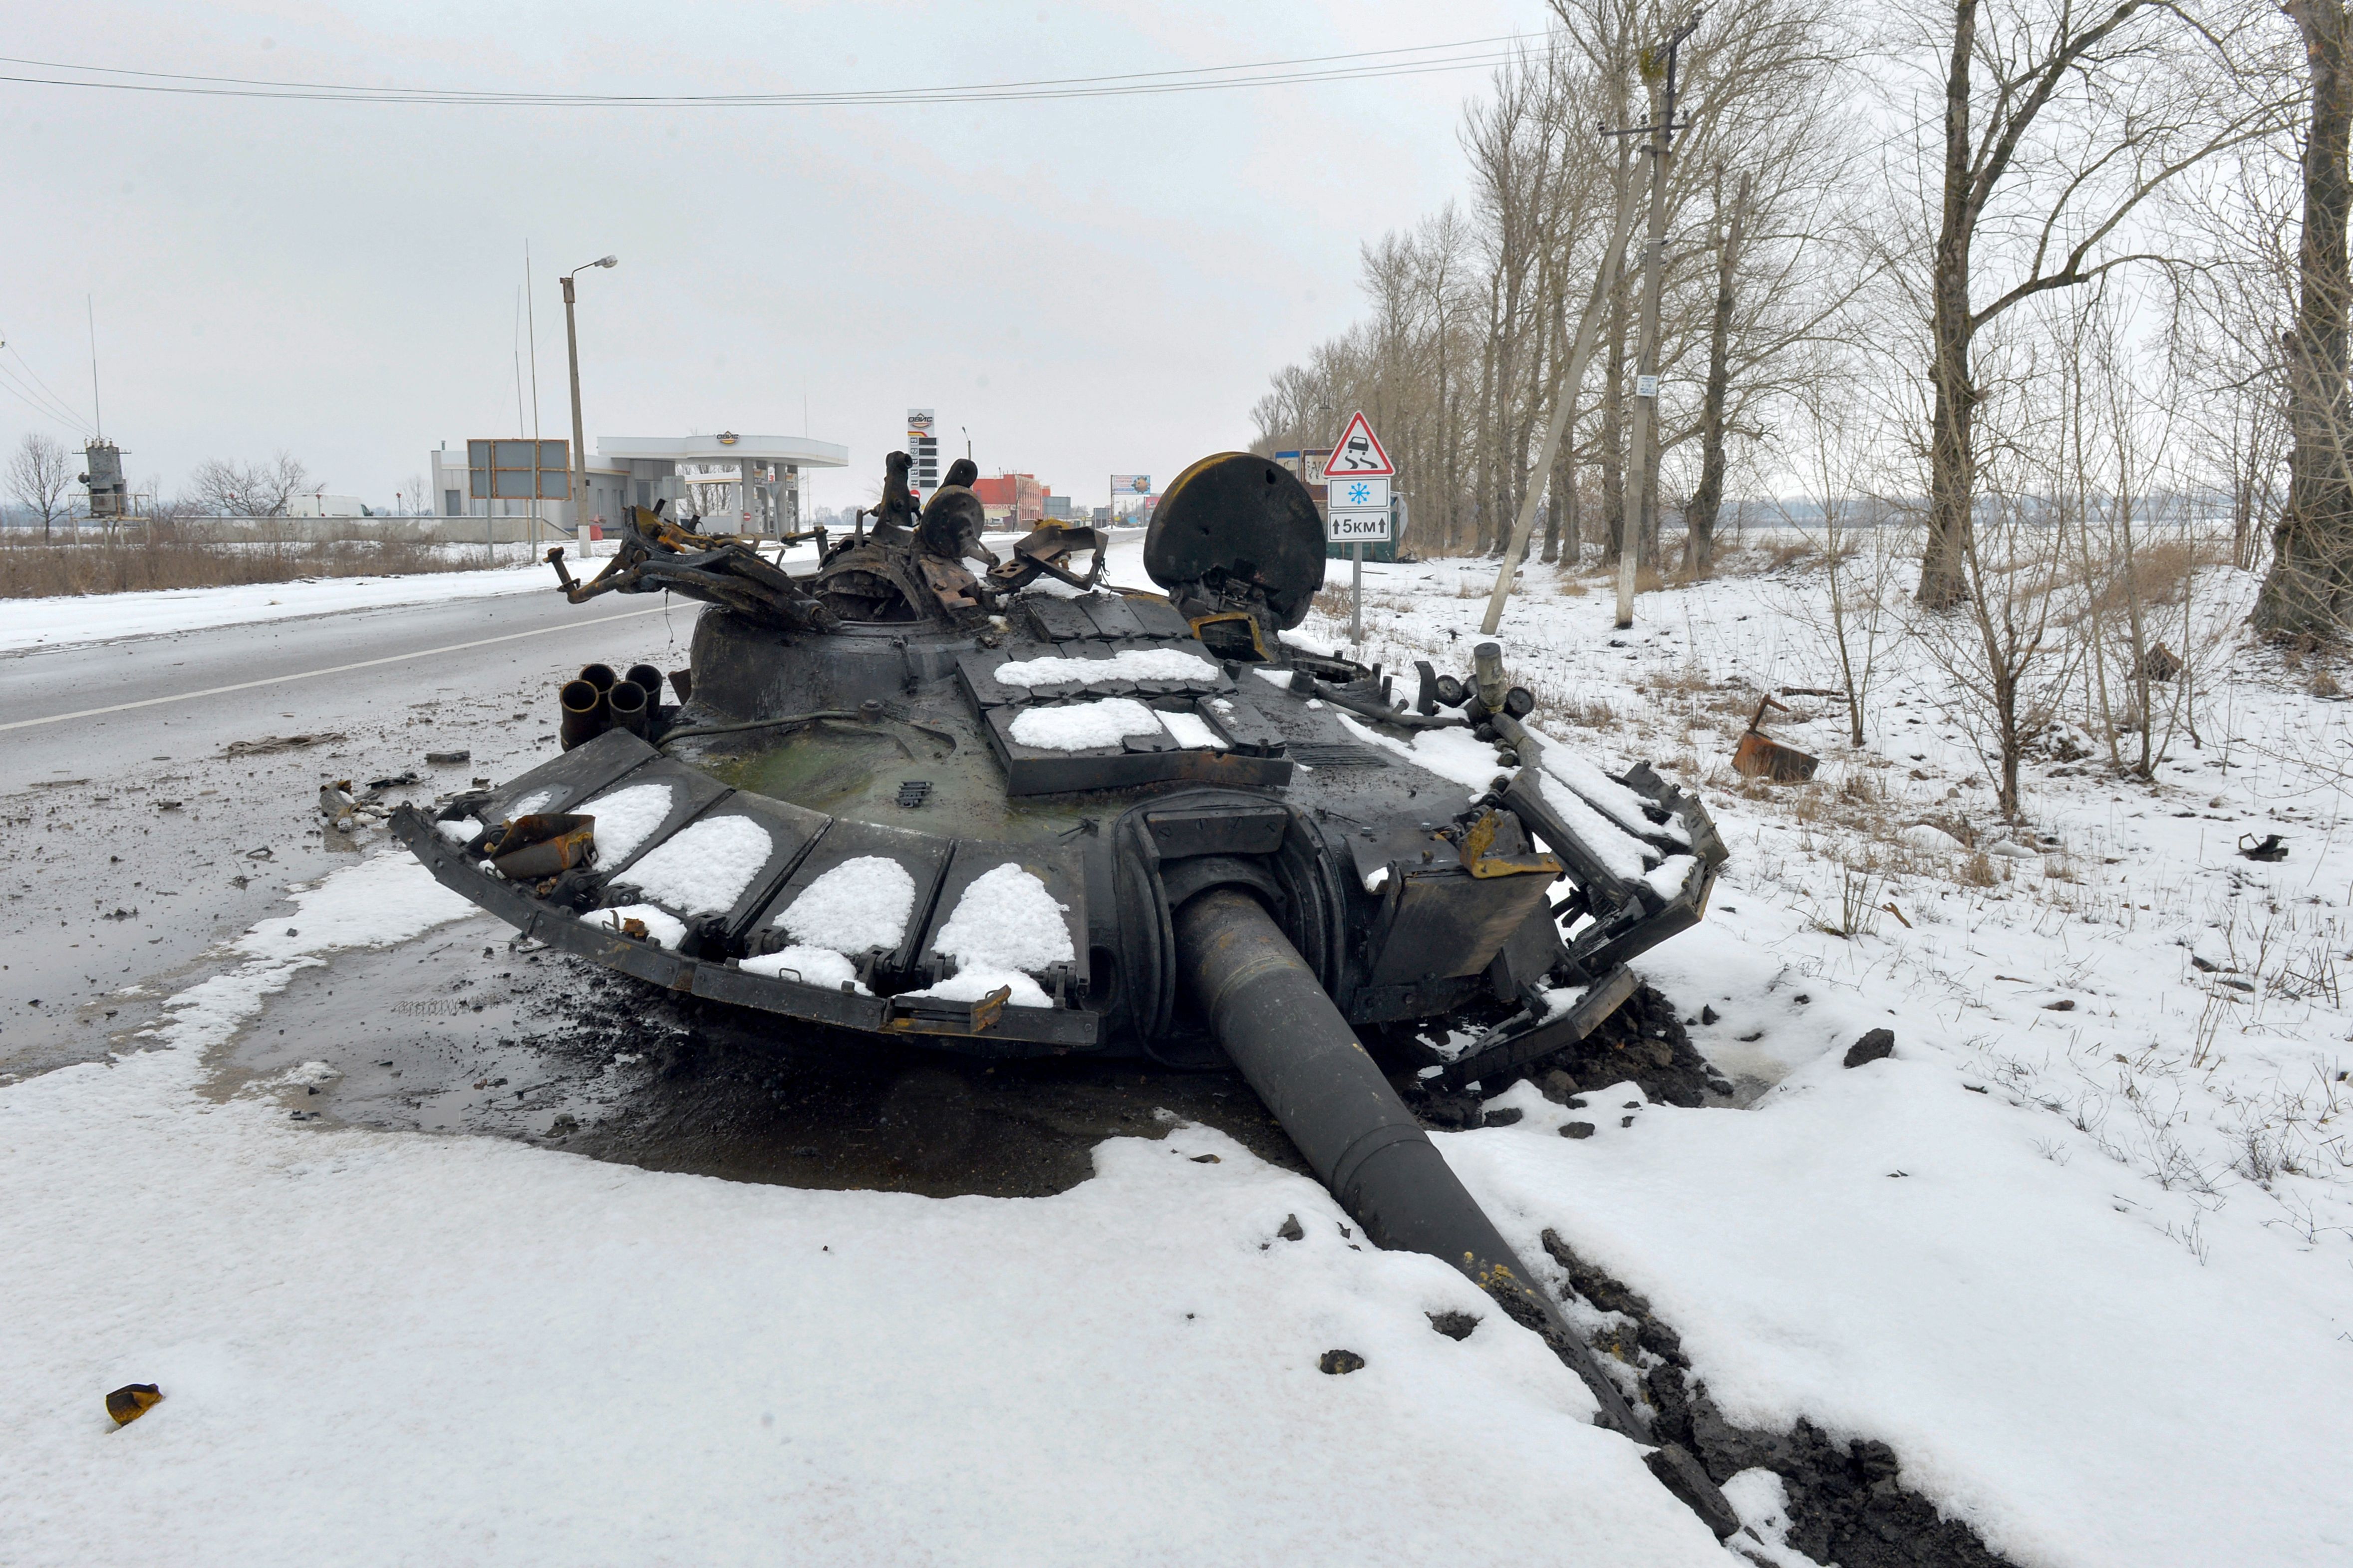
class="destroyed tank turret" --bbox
[392,450,1737,1534]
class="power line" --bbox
[0,36,1536,109]
[0,368,87,431]
[1,337,94,426]
[0,345,91,433]
[0,372,86,431]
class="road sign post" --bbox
[1320,414,1396,653]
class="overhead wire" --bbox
[0,35,1535,109]
[15,350,89,428]
[0,374,84,432]
[0,347,90,433]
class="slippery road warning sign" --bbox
[1323,412,1394,477]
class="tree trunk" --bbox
[2259,0,2353,637]
[1474,295,1499,555]
[1549,403,1578,569]
[1919,0,1982,609]
[2233,395,2258,570]
[1600,272,1629,564]
[1539,262,1566,563]
[1685,172,1750,577]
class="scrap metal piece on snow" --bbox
[1733,694,1819,783]
[2239,832,2288,862]
[1436,965,1640,1093]
[482,813,597,880]
[106,1383,163,1427]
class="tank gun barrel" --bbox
[1173,886,1637,1429]
[1173,886,1738,1536]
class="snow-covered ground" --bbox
[0,853,1726,1566]
[0,558,556,654]
[4,531,2349,1565]
[0,534,838,655]
[1290,539,2353,1566]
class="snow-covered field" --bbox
[0,534,823,654]
[1294,539,2353,1565]
[0,557,556,654]
[4,534,2349,1565]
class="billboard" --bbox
[468,439,571,501]
[1111,474,1151,495]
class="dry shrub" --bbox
[0,522,494,599]
[1706,535,1818,578]
[1637,664,1715,701]
[1919,812,1976,848]
[1838,767,1888,806]
[2311,667,2343,699]
[1958,850,2000,887]
[2083,534,2225,619]
[1703,684,1763,722]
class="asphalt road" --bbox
[0,579,697,1079]
[0,529,1293,1200]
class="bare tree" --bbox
[1900,0,2273,607]
[1776,373,1906,746]
[1685,171,1753,573]
[1911,337,2091,821]
[1240,1,1870,581]
[6,432,74,538]
[2259,0,2353,635]
[185,452,315,517]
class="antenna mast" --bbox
[86,295,101,438]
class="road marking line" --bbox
[0,604,674,733]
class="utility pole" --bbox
[525,243,544,554]
[1609,14,1699,632]
[562,255,618,543]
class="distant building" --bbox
[286,493,370,518]
[426,433,848,536]
[1043,494,1074,521]
[971,472,1049,529]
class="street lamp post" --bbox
[561,255,618,542]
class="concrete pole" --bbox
[1614,19,1695,633]
[525,245,543,555]
[562,274,587,542]
[1615,120,1669,631]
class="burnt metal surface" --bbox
[391,445,1739,1536]
[401,453,1725,1063]
[1145,451,1328,631]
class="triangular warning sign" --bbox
[1323,411,1394,478]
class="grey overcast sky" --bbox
[0,0,1533,515]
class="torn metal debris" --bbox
[1733,694,1820,783]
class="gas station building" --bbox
[429,432,849,537]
